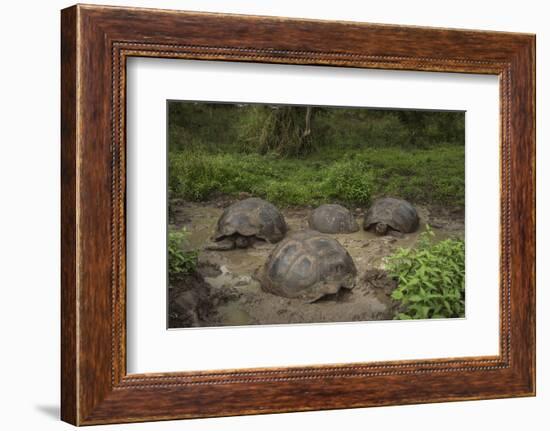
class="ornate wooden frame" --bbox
[61,4,536,425]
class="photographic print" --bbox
[167,101,465,328]
[60,6,536,423]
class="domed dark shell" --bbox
[260,230,357,302]
[363,198,419,233]
[308,204,359,234]
[214,197,287,243]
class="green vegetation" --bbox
[168,227,198,281]
[168,146,463,207]
[238,105,315,156]
[167,102,466,322]
[168,103,465,153]
[386,227,465,319]
[325,160,373,205]
[168,102,465,208]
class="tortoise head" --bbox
[235,236,252,249]
[375,222,388,235]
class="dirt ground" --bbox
[168,197,464,328]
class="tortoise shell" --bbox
[214,197,287,243]
[363,197,419,233]
[308,204,359,234]
[259,230,357,301]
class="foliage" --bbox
[361,147,465,207]
[168,227,198,280]
[168,146,464,207]
[314,109,410,149]
[238,105,315,156]
[168,102,465,154]
[168,102,243,153]
[167,101,465,208]
[396,110,465,147]
[325,160,373,205]
[386,227,465,319]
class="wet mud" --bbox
[168,198,464,328]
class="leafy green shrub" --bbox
[259,180,312,207]
[325,160,373,205]
[386,227,465,319]
[168,228,198,280]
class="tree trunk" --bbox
[303,106,312,138]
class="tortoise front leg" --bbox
[205,237,235,251]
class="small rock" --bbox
[235,275,252,286]
[198,262,222,277]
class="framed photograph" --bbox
[61,4,535,425]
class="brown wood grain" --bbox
[60,5,78,425]
[61,4,535,425]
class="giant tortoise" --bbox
[308,204,359,234]
[207,197,287,250]
[259,230,357,302]
[363,197,419,236]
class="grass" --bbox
[168,145,464,208]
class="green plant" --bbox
[325,160,373,205]
[238,105,315,156]
[386,226,465,319]
[168,146,464,208]
[168,227,198,280]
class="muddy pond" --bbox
[168,197,464,329]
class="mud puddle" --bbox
[168,199,464,328]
